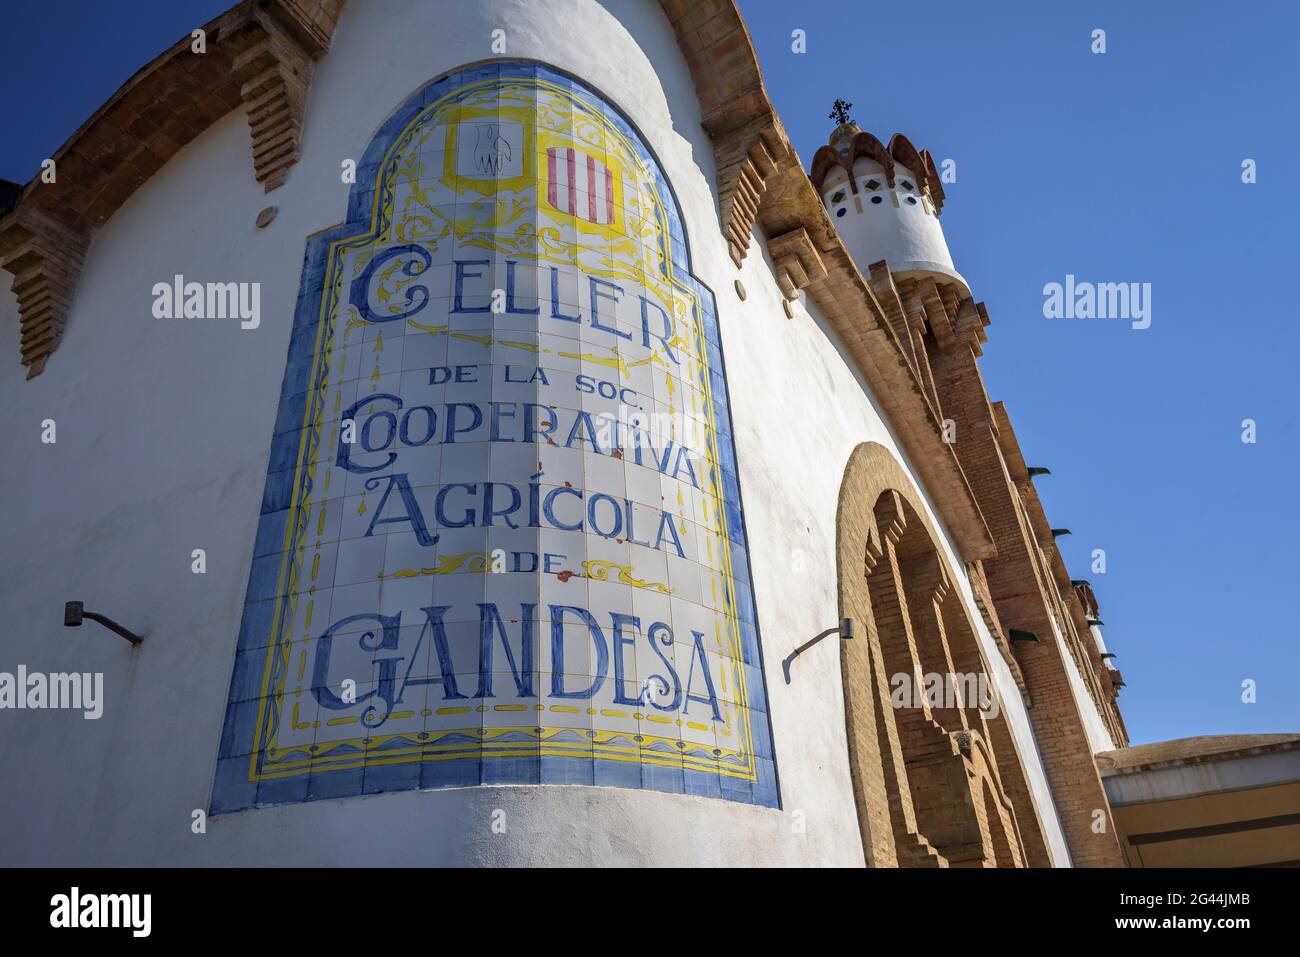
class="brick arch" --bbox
[836,441,1043,866]
[888,133,926,179]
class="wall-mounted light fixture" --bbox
[1009,628,1039,644]
[1027,467,1052,478]
[782,618,854,683]
[1087,617,1105,628]
[63,601,144,646]
[1050,528,1072,538]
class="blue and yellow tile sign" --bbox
[212,62,778,811]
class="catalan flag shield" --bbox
[546,146,617,225]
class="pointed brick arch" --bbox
[836,441,1052,866]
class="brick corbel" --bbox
[706,116,783,267]
[929,562,952,606]
[916,278,956,350]
[862,527,884,577]
[875,490,908,546]
[766,227,826,300]
[954,297,988,356]
[866,261,915,365]
[221,4,321,191]
[0,207,90,379]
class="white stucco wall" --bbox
[1054,619,1118,756]
[0,0,1067,865]
[1090,622,1118,669]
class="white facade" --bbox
[0,0,1072,865]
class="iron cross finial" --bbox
[828,98,854,126]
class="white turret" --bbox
[811,121,966,293]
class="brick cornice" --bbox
[991,403,1127,743]
[1,0,343,376]
[657,0,994,562]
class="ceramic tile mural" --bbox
[212,62,777,812]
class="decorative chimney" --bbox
[811,114,966,293]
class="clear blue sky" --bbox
[3,1,1296,745]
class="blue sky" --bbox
[3,1,1296,745]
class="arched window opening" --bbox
[836,443,1042,867]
